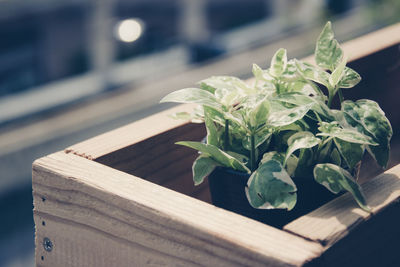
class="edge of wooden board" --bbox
[33,152,323,267]
[284,164,400,247]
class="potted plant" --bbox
[161,21,393,227]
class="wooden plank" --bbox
[314,200,400,267]
[284,164,400,247]
[65,104,198,160]
[33,152,323,267]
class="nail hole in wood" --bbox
[42,221,46,226]
[41,256,44,261]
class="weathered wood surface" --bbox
[285,164,400,246]
[33,152,323,267]
[34,23,400,267]
[65,104,198,160]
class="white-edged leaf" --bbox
[333,138,364,170]
[329,57,347,87]
[270,48,287,78]
[252,63,274,82]
[249,98,270,128]
[315,21,344,71]
[285,131,320,165]
[313,163,370,211]
[341,99,392,168]
[160,88,222,109]
[317,121,378,145]
[260,151,298,176]
[338,67,361,88]
[268,104,312,127]
[203,107,222,146]
[295,60,330,88]
[200,76,255,96]
[273,93,334,120]
[176,141,250,173]
[246,160,297,210]
[192,155,220,185]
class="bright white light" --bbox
[116,19,143,43]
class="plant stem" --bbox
[338,88,344,106]
[276,79,281,94]
[250,134,256,172]
[327,90,333,108]
[224,120,229,150]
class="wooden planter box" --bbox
[33,24,400,267]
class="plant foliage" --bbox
[160,22,392,212]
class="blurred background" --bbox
[0,0,399,266]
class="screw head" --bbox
[43,237,53,252]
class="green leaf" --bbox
[295,60,330,88]
[268,104,312,127]
[342,100,393,168]
[176,141,250,173]
[203,107,221,147]
[333,138,364,170]
[329,58,347,88]
[160,88,222,109]
[331,148,341,166]
[270,48,287,78]
[200,76,255,96]
[314,163,370,211]
[318,139,332,162]
[199,82,216,94]
[252,63,274,82]
[192,155,220,185]
[260,151,298,176]
[285,131,320,165]
[249,98,270,128]
[317,121,378,145]
[246,160,297,210]
[281,59,299,81]
[338,67,361,88]
[273,93,334,120]
[315,21,344,71]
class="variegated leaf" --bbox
[270,48,287,78]
[315,21,344,71]
[329,57,346,88]
[338,67,361,88]
[313,163,369,211]
[333,138,364,170]
[252,63,274,82]
[268,104,313,127]
[261,151,298,176]
[246,160,297,210]
[342,100,392,168]
[317,121,378,145]
[176,141,250,173]
[285,131,320,165]
[295,60,330,88]
[192,155,220,185]
[160,88,222,110]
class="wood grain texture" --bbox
[33,152,323,267]
[284,164,400,247]
[65,104,198,160]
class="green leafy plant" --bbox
[160,22,392,212]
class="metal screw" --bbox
[43,237,53,252]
